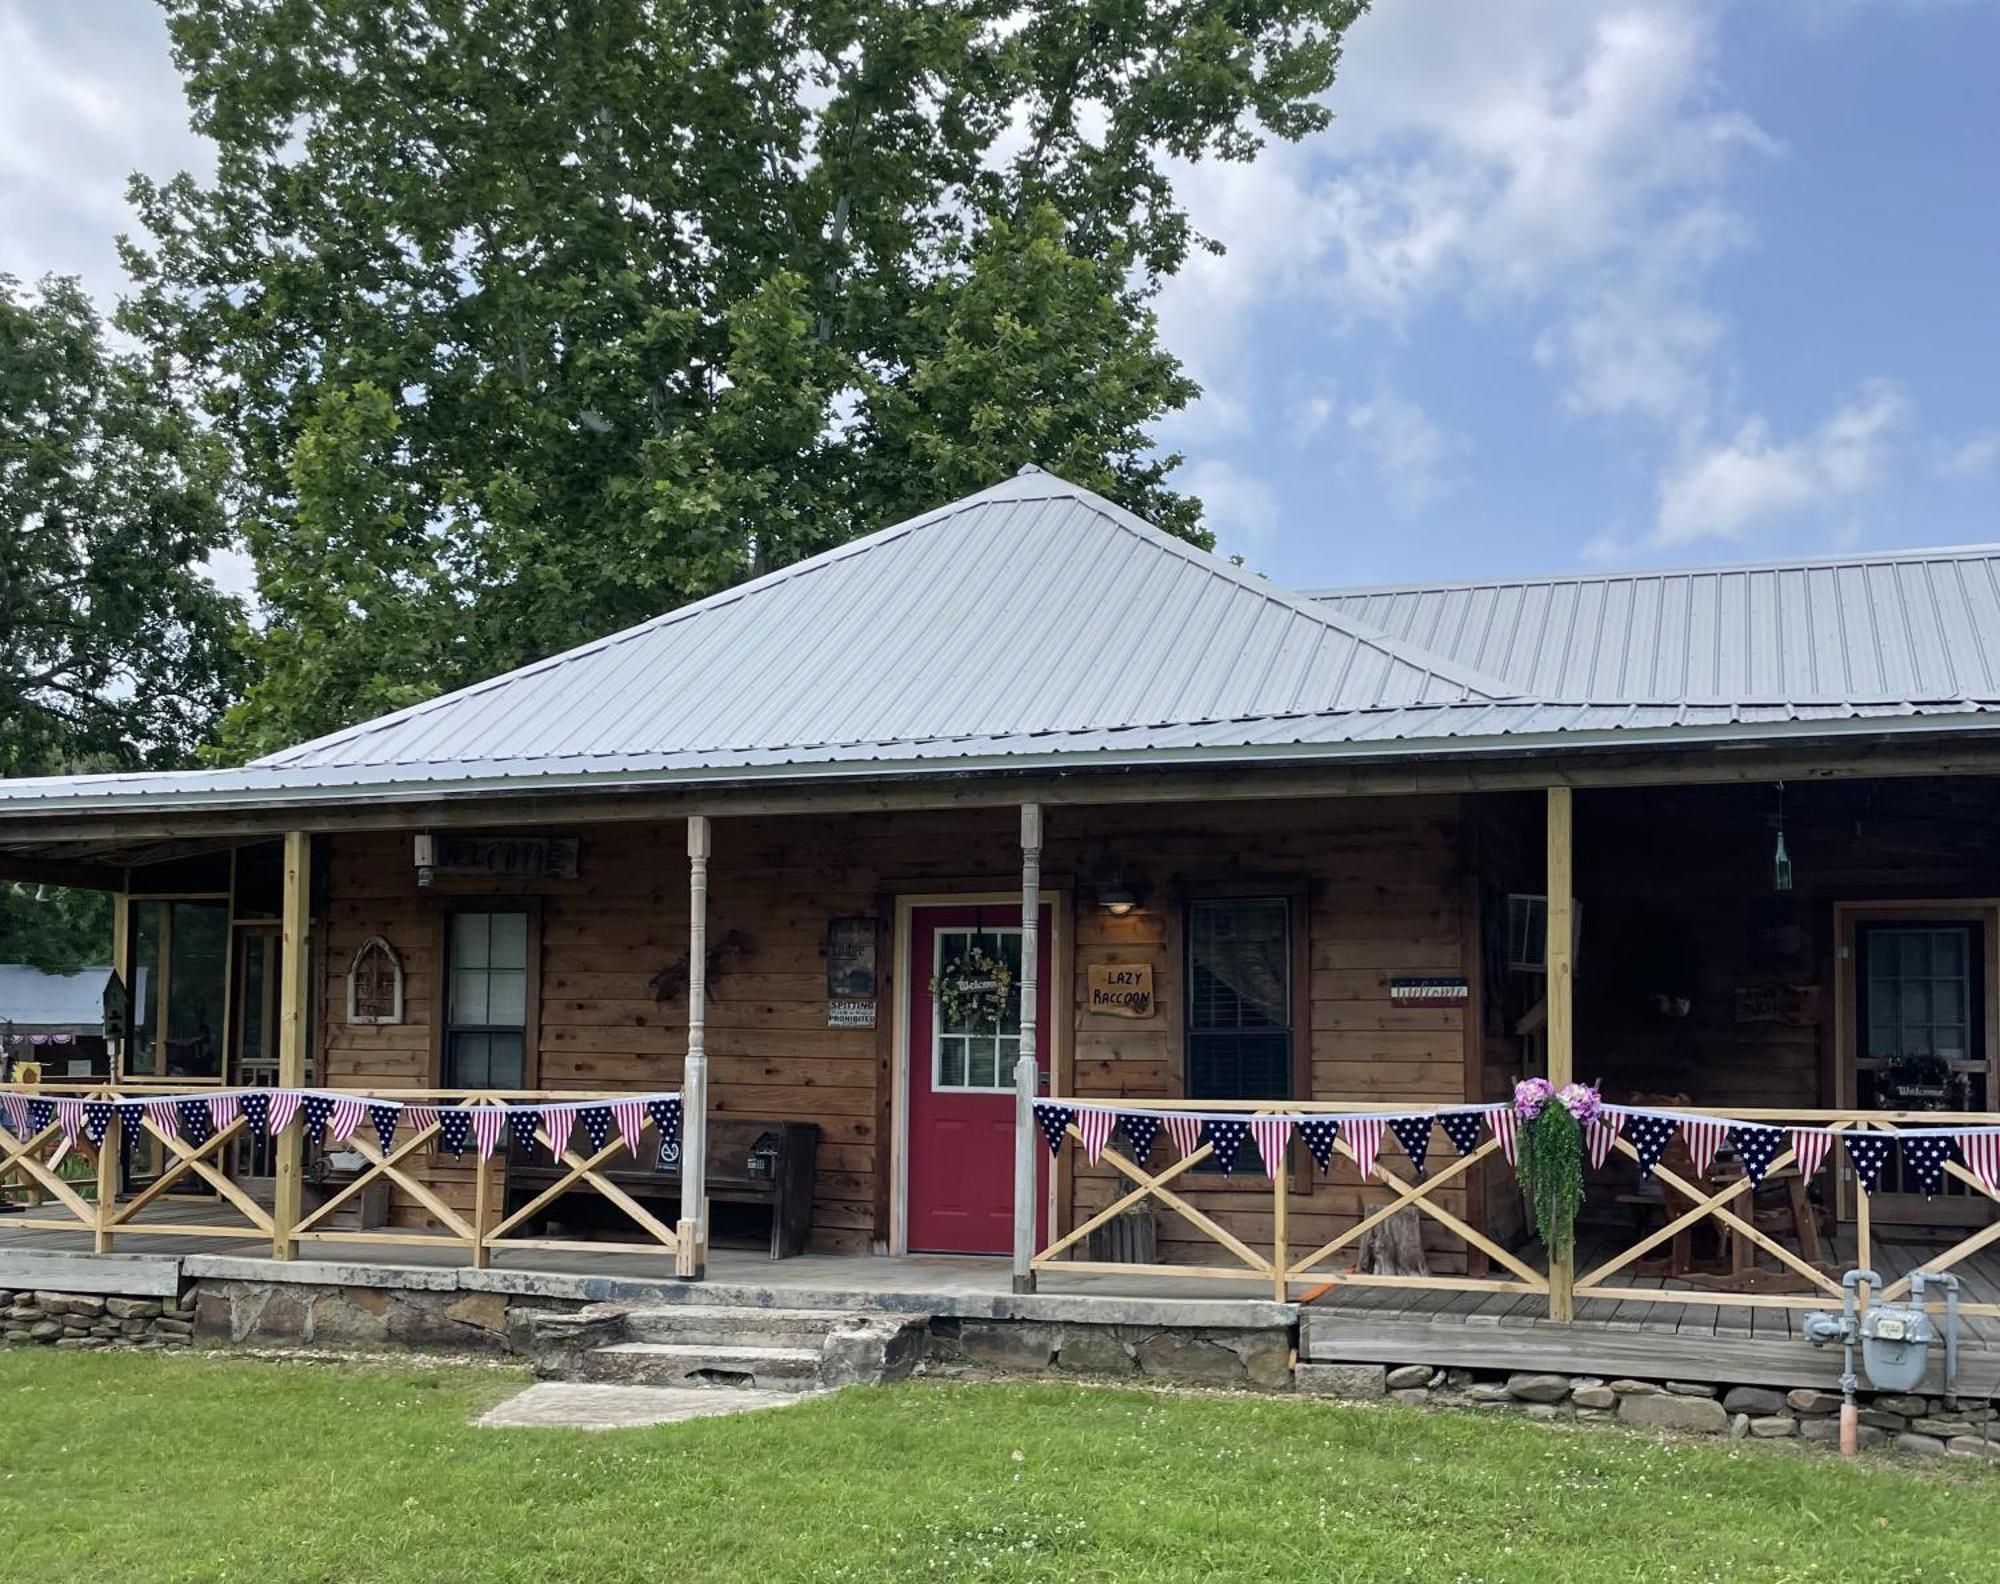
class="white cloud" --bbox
[1342,392,1468,515]
[1654,382,1910,544]
[1181,457,1278,551]
[1935,430,2000,480]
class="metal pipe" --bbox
[1838,1268,1879,1458]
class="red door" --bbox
[907,904,1054,1255]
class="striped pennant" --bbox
[576,1106,614,1155]
[612,1099,649,1155]
[540,1106,574,1161]
[1586,1111,1623,1170]
[1791,1128,1832,1182]
[328,1098,367,1143]
[368,1103,403,1157]
[1250,1116,1293,1178]
[1730,1125,1784,1187]
[1,1094,28,1138]
[1682,1119,1729,1178]
[239,1091,272,1140]
[1344,1117,1387,1181]
[1203,1118,1251,1176]
[1956,1130,2000,1196]
[437,1109,473,1158]
[1844,1133,1893,1196]
[1437,1110,1485,1157]
[1165,1114,1203,1159]
[506,1107,544,1159]
[471,1106,507,1160]
[1388,1115,1433,1177]
[267,1090,303,1137]
[54,1098,87,1142]
[1032,1103,1074,1157]
[207,1093,240,1134]
[82,1101,116,1148]
[1489,1108,1518,1167]
[1297,1118,1340,1172]
[1077,1107,1117,1164]
[1116,1113,1163,1164]
[403,1105,439,1138]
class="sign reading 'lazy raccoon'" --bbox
[1086,963,1155,1019]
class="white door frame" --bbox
[890,890,1071,1257]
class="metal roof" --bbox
[0,474,1996,822]
[0,964,110,1034]
[1309,542,2000,706]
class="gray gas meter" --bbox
[1854,1300,1936,1393]
[1803,1269,1962,1426]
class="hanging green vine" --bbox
[1511,1078,1598,1258]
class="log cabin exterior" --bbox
[4,467,2000,1335]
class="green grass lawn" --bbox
[1,1352,1996,1583]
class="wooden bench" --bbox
[503,1117,818,1259]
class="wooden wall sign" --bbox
[1087,962,1155,1019]
[1389,976,1469,1007]
[414,833,579,887]
[346,936,405,1025]
[1734,984,1819,1026]
[826,917,877,1030]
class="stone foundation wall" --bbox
[1,1289,198,1350]
[1297,1362,2000,1462]
[932,1317,1294,1390]
[190,1279,588,1352]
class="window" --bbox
[932,927,1024,1092]
[443,909,532,1088]
[127,899,230,1079]
[1184,897,1293,1100]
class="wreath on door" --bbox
[933,941,1014,1027]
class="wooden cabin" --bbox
[2,468,1998,1327]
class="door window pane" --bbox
[126,899,229,1080]
[932,927,1022,1093]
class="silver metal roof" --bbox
[0,474,1995,821]
[1310,542,2000,706]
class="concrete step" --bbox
[580,1341,824,1391]
[621,1305,876,1350]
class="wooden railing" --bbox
[0,1084,692,1273]
[1029,1099,1546,1304]
[1029,1099,2000,1318]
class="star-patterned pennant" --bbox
[1623,1113,1677,1179]
[27,1097,57,1138]
[328,1098,367,1143]
[1203,1117,1251,1175]
[1683,1119,1729,1178]
[207,1094,240,1134]
[436,1108,473,1158]
[1032,1102,1075,1157]
[471,1106,507,1160]
[368,1103,403,1157]
[1388,1115,1434,1177]
[506,1107,543,1158]
[1345,1117,1387,1181]
[612,1099,649,1155]
[300,1092,336,1144]
[1489,1108,1518,1167]
[117,1102,145,1176]
[82,1101,115,1148]
[1250,1116,1293,1178]
[540,1106,574,1161]
[239,1091,272,1140]
[1791,1128,1832,1182]
[577,1105,614,1155]
[1164,1114,1203,1158]
[1298,1117,1341,1172]
[1845,1133,1893,1196]
[1730,1125,1784,1187]
[644,1098,682,1149]
[1077,1107,1117,1164]
[267,1090,302,1137]
[1955,1130,2000,1197]
[1117,1113,1163,1164]
[175,1098,215,1150]
[1902,1135,1953,1199]
[1438,1110,1485,1157]
[1586,1111,1624,1170]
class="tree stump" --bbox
[1355,1207,1428,1277]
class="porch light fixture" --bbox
[1772,782,1794,893]
[1098,883,1144,916]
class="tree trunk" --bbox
[1355,1207,1428,1277]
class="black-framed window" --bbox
[1184,897,1293,1100]
[444,909,529,1088]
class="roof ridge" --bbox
[1303,538,2000,602]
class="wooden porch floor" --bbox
[4,1204,1996,1394]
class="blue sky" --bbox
[4,1,1996,593]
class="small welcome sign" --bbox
[1086,962,1155,1019]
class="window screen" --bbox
[444,910,529,1088]
[1184,898,1292,1100]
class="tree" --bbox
[124,0,1362,756]
[1,276,244,776]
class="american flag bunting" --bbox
[1344,1117,1386,1181]
[328,1098,367,1143]
[1117,1113,1163,1163]
[1032,1103,1074,1157]
[1791,1128,1832,1182]
[471,1106,507,1160]
[1203,1118,1251,1175]
[1297,1117,1340,1172]
[1489,1108,1518,1167]
[267,1090,302,1137]
[1165,1114,1203,1158]
[1388,1115,1433,1177]
[612,1099,649,1155]
[368,1103,403,1157]
[1682,1119,1728,1178]
[540,1106,574,1160]
[207,1094,240,1134]
[1903,1135,1953,1199]
[1437,1110,1485,1157]
[1077,1107,1117,1164]
[1730,1124,1784,1186]
[1250,1116,1293,1178]
[1956,1130,2000,1196]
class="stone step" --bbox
[621,1305,877,1350]
[580,1341,824,1391]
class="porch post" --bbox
[677,814,711,1279]
[272,830,310,1262]
[1012,802,1043,1294]
[1545,786,1575,1321]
